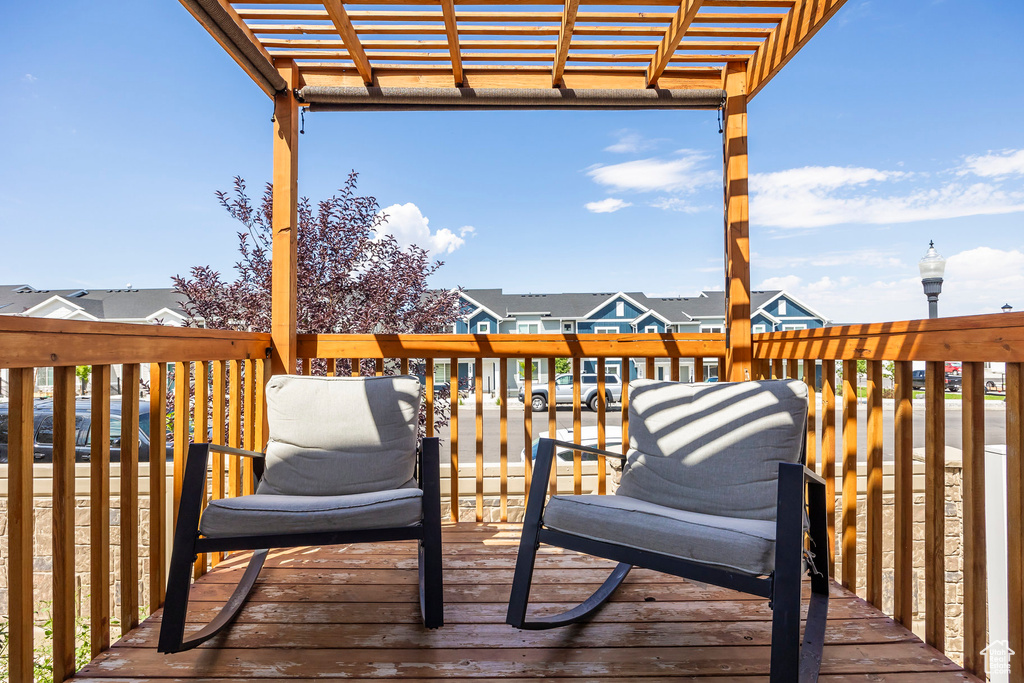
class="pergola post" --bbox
[271,59,299,376]
[723,61,752,382]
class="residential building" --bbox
[450,288,830,393]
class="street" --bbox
[434,398,1008,464]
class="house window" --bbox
[563,322,574,332]
[645,325,658,333]
[752,324,767,334]
[782,324,806,331]
[700,324,724,333]
[35,366,54,391]
[595,326,618,334]
[615,301,624,317]
[518,323,539,334]
[778,300,788,315]
[476,321,491,334]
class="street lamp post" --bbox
[1002,303,1013,313]
[918,241,947,319]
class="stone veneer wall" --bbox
[1,465,966,666]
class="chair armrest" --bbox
[803,465,825,488]
[419,437,442,528]
[543,439,628,464]
[204,443,265,459]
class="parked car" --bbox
[518,373,623,412]
[910,370,961,392]
[520,426,624,462]
[0,399,173,464]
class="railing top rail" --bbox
[296,332,727,359]
[753,311,1024,362]
[0,317,271,367]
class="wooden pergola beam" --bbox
[238,8,787,23]
[323,0,373,84]
[746,0,845,99]
[645,0,706,86]
[440,0,464,85]
[552,0,581,86]
[722,61,752,382]
[271,60,300,376]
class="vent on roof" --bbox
[68,289,88,298]
[13,286,36,294]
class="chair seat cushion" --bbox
[543,493,776,576]
[199,487,423,538]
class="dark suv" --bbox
[519,373,623,412]
[911,370,962,393]
[0,399,172,463]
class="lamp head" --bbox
[918,240,947,281]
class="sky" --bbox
[2,1,1023,324]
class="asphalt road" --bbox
[434,399,1008,464]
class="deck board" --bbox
[74,523,980,681]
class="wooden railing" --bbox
[4,313,1018,680]
[755,311,1024,678]
[0,317,270,681]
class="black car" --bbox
[910,370,961,393]
[0,399,173,463]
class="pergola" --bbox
[181,0,846,380]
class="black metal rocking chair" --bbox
[506,379,829,682]
[158,374,444,654]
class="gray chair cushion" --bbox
[618,379,807,521]
[258,375,421,497]
[199,487,423,538]
[543,494,777,576]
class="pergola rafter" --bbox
[179,0,847,379]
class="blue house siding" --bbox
[577,320,631,334]
[635,312,666,332]
[751,313,774,332]
[589,296,645,322]
[764,296,816,320]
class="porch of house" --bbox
[75,523,977,681]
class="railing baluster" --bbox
[400,357,408,375]
[961,361,987,676]
[149,362,167,612]
[621,356,629,458]
[805,359,817,472]
[1007,362,1024,680]
[547,357,556,497]
[90,364,112,655]
[375,357,384,376]
[228,359,242,500]
[893,360,914,627]
[597,357,607,495]
[694,357,704,382]
[866,359,883,608]
[194,360,209,578]
[646,356,655,381]
[524,356,533,504]
[841,359,858,591]
[499,359,508,521]
[475,357,484,522]
[425,358,434,439]
[822,359,836,577]
[122,363,141,632]
[924,359,946,651]
[450,356,460,522]
[670,356,679,382]
[53,365,76,682]
[326,357,336,376]
[173,361,190,530]
[351,357,361,376]
[211,360,226,566]
[300,357,311,375]
[243,358,256,495]
[573,356,582,495]
[7,367,34,682]
[256,358,268,452]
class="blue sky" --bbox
[2,1,1023,324]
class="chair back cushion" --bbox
[617,379,807,521]
[258,375,421,496]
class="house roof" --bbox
[461,288,792,324]
[0,285,189,322]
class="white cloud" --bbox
[755,247,1024,323]
[961,149,1024,178]
[649,197,705,213]
[604,130,660,154]
[754,248,905,270]
[22,73,36,83]
[376,202,465,254]
[459,225,476,238]
[587,151,718,193]
[750,165,1024,229]
[585,198,632,213]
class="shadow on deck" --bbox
[75,523,979,681]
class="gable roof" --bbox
[0,284,189,322]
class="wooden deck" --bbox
[75,523,979,681]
